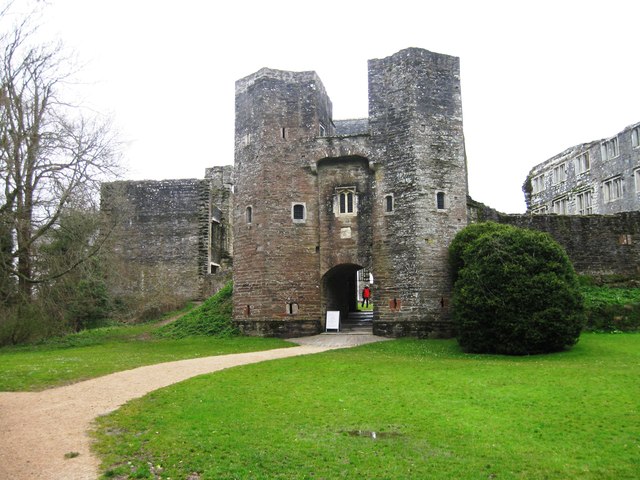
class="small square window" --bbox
[292,203,306,222]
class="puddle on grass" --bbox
[343,430,403,440]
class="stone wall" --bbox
[497,213,640,278]
[466,198,640,279]
[102,179,206,302]
[201,166,234,297]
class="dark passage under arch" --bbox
[321,263,362,323]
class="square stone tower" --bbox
[232,48,468,338]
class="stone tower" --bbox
[233,48,468,337]
[369,48,468,336]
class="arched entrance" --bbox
[321,263,363,323]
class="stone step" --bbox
[346,311,373,322]
[342,311,373,332]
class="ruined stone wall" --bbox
[497,213,640,278]
[102,179,206,302]
[201,166,234,297]
[466,198,640,278]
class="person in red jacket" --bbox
[362,285,371,308]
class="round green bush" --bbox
[451,223,585,355]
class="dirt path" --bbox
[0,334,385,480]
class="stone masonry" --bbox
[232,48,468,337]
[524,122,640,215]
[102,167,233,303]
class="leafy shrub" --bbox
[67,279,112,331]
[449,222,513,279]
[451,223,585,355]
[156,282,237,338]
[0,301,64,346]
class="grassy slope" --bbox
[0,288,291,391]
[94,334,640,480]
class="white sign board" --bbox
[326,311,340,332]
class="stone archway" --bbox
[321,263,363,324]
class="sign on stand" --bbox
[326,311,340,332]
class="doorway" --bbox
[321,263,362,322]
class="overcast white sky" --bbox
[12,0,640,213]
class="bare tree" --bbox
[0,8,120,302]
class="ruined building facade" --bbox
[524,122,640,215]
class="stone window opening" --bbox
[335,187,358,216]
[632,126,640,149]
[531,174,544,194]
[440,296,450,309]
[436,191,447,210]
[552,196,569,214]
[574,152,590,175]
[385,194,394,213]
[292,202,306,222]
[576,190,593,215]
[603,176,623,203]
[532,205,548,214]
[209,262,220,274]
[552,163,567,185]
[389,298,402,312]
[245,206,253,224]
[286,302,299,315]
[319,123,326,137]
[281,127,288,140]
[634,169,640,194]
[601,137,619,160]
[619,234,633,246]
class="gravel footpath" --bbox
[0,334,386,479]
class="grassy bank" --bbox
[0,286,291,391]
[581,283,640,331]
[93,333,640,479]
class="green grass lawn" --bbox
[93,333,640,480]
[0,321,292,392]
